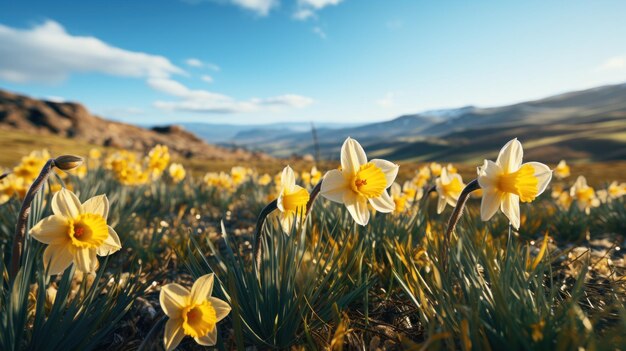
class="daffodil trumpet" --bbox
[9,155,83,280]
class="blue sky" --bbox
[1,0,626,125]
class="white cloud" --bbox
[299,0,342,9]
[184,58,221,71]
[149,78,313,113]
[312,26,326,39]
[293,9,315,20]
[598,56,626,71]
[293,0,342,21]
[183,0,276,16]
[376,92,396,108]
[185,58,204,67]
[0,20,184,83]
[201,75,214,83]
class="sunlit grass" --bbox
[0,141,624,350]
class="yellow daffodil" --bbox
[276,166,310,233]
[446,163,458,174]
[556,191,573,211]
[607,181,625,200]
[429,162,443,177]
[554,160,570,179]
[30,188,121,274]
[204,172,235,192]
[309,166,322,185]
[477,138,552,229]
[435,168,465,214]
[147,145,170,179]
[390,183,409,214]
[320,137,398,226]
[402,180,423,202]
[0,174,27,205]
[412,166,431,188]
[160,274,231,351]
[231,166,249,185]
[168,163,186,184]
[569,176,599,214]
[257,173,272,186]
[89,148,102,160]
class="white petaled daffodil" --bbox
[554,160,570,179]
[569,175,600,214]
[320,137,399,226]
[435,168,465,214]
[30,188,121,274]
[477,138,552,229]
[160,274,231,351]
[276,165,310,233]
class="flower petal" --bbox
[194,328,217,346]
[164,318,186,351]
[480,189,502,221]
[280,166,296,193]
[341,137,367,175]
[30,215,69,245]
[279,211,294,233]
[160,284,190,319]
[525,162,553,196]
[369,191,395,213]
[52,188,81,219]
[81,195,109,219]
[190,273,215,305]
[369,159,399,187]
[96,227,122,256]
[320,169,348,203]
[343,191,369,226]
[209,296,232,321]
[437,194,447,214]
[74,248,97,273]
[501,193,521,229]
[43,244,74,275]
[496,138,523,173]
[477,160,502,189]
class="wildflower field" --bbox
[1,138,625,351]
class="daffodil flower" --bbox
[168,163,186,184]
[435,168,465,214]
[30,188,121,274]
[390,183,408,214]
[554,160,570,179]
[477,138,552,229]
[276,166,310,233]
[569,175,599,214]
[320,137,398,226]
[160,274,231,351]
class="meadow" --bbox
[0,137,625,351]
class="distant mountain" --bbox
[179,121,359,144]
[227,84,626,162]
[0,90,268,161]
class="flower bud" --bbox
[54,155,84,171]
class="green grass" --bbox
[0,137,625,350]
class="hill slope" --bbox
[232,84,626,162]
[0,89,267,161]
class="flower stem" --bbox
[253,199,277,272]
[9,158,56,281]
[441,179,480,271]
[253,180,323,272]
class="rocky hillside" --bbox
[0,89,268,161]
